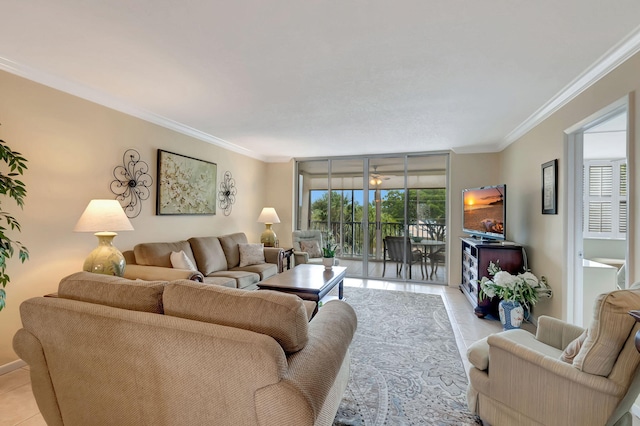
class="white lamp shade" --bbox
[74,200,134,233]
[257,207,280,224]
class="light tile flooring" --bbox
[0,278,636,425]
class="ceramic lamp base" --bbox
[260,224,277,247]
[83,232,126,276]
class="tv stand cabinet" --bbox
[459,237,525,318]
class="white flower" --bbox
[494,271,517,289]
[482,286,496,298]
[520,271,540,288]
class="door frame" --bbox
[564,95,630,325]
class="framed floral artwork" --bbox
[156,149,217,215]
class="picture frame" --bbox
[541,159,558,215]
[156,149,217,215]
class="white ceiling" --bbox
[2,1,640,162]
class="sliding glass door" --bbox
[296,154,447,283]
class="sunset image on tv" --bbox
[463,186,505,236]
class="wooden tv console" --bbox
[459,237,525,318]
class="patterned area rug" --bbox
[333,287,482,425]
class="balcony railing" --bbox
[309,221,445,258]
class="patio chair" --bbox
[383,236,424,279]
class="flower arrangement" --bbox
[322,234,338,258]
[478,261,552,310]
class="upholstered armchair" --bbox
[292,229,324,266]
[466,286,640,426]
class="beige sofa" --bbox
[123,232,283,289]
[467,286,640,426]
[14,272,357,426]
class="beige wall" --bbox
[264,160,296,249]
[501,51,640,321]
[0,70,272,364]
[448,152,502,287]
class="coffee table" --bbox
[258,264,346,302]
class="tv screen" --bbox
[462,185,506,241]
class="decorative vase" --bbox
[498,300,524,330]
[322,257,334,270]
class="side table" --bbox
[279,248,295,273]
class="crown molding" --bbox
[502,25,640,149]
[0,56,267,162]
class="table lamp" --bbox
[257,207,280,247]
[74,199,134,276]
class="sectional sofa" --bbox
[14,272,357,425]
[123,232,283,289]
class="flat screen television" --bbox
[462,184,506,241]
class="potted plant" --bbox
[322,235,337,270]
[478,261,551,329]
[0,135,29,311]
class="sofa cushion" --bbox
[238,243,266,267]
[170,250,197,271]
[572,288,640,376]
[202,276,237,288]
[163,281,309,353]
[188,236,228,275]
[234,263,277,281]
[134,241,196,268]
[58,271,166,313]
[218,232,249,269]
[208,271,260,289]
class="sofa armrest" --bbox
[293,251,309,265]
[488,332,622,395]
[535,315,585,350]
[263,247,283,266]
[123,264,204,282]
[255,300,357,424]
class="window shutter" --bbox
[588,165,613,196]
[583,160,626,239]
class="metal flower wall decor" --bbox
[110,149,153,218]
[218,171,237,216]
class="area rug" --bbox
[333,287,481,425]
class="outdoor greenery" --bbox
[0,136,29,311]
[308,188,446,256]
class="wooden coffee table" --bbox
[258,264,346,302]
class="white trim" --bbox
[564,95,630,325]
[503,25,640,148]
[0,359,26,376]
[0,56,267,162]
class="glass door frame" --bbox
[295,152,448,283]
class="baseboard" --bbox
[0,359,26,375]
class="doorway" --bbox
[566,99,629,326]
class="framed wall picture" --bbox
[156,149,217,215]
[541,159,558,215]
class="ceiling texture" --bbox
[2,1,640,162]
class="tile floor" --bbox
[0,278,635,425]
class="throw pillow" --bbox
[238,243,265,267]
[300,240,322,258]
[560,330,587,363]
[170,250,197,271]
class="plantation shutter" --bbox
[583,160,626,239]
